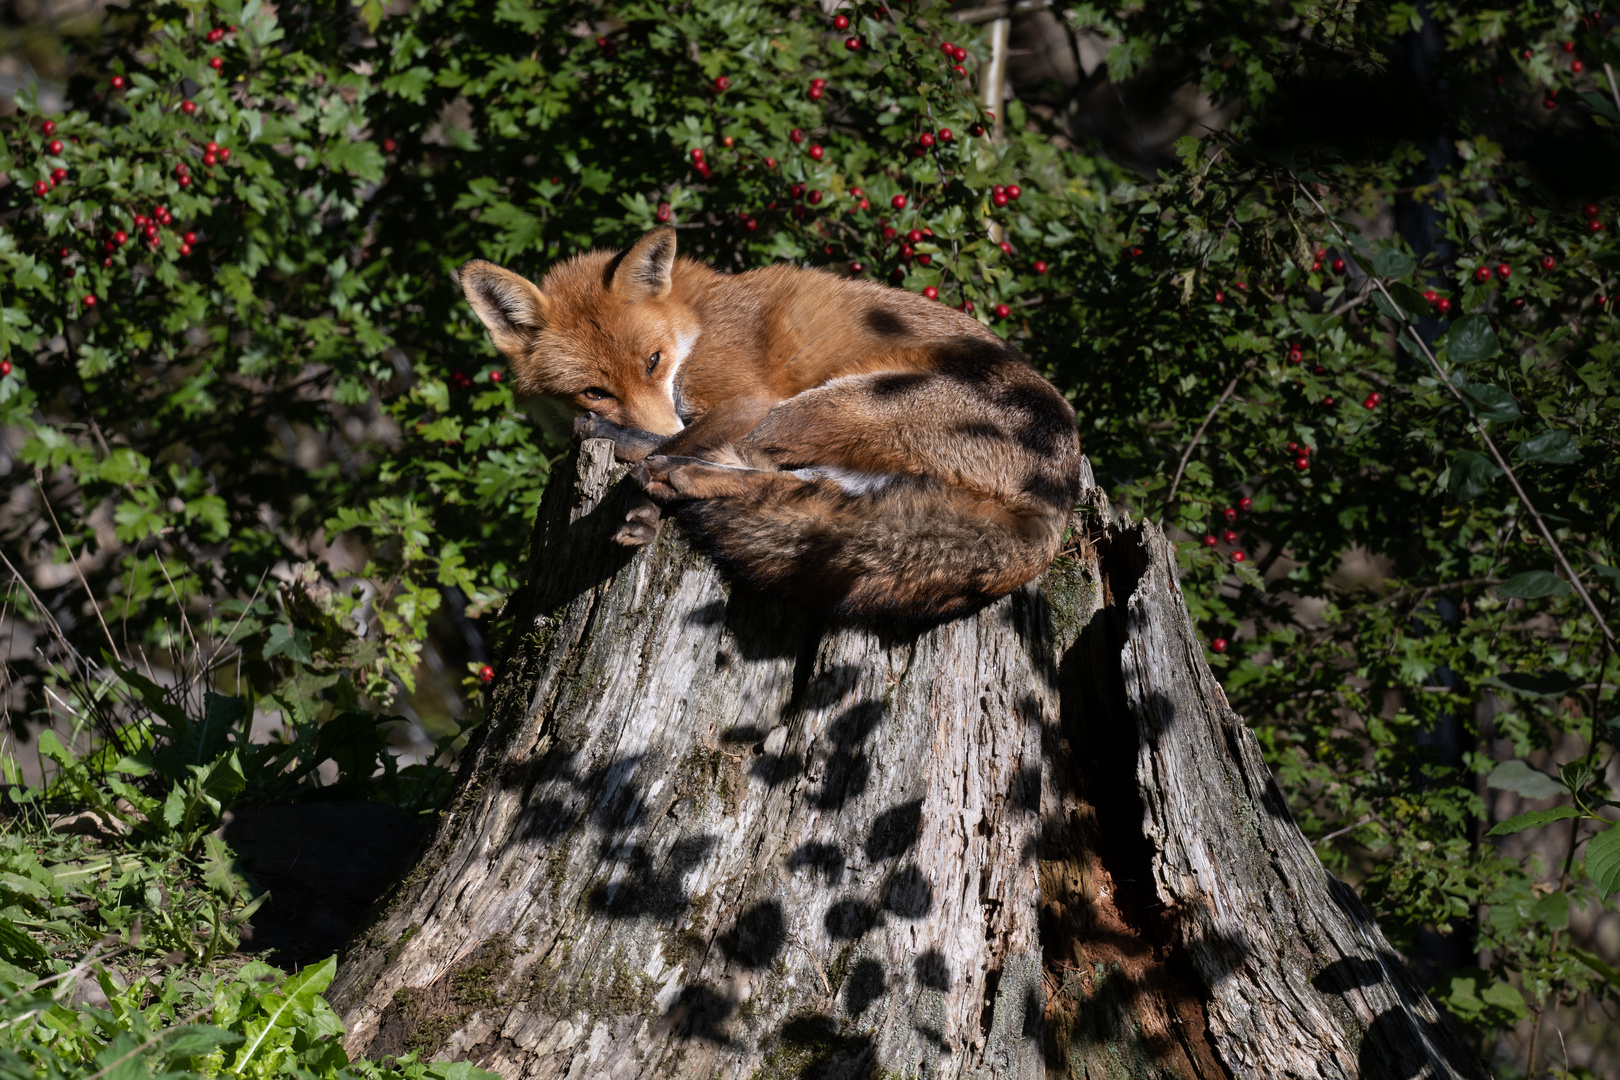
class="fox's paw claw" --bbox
[633,455,688,504]
[612,499,662,546]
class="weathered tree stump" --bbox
[330,440,1486,1080]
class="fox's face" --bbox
[460,228,697,437]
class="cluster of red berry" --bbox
[938,39,971,78]
[1198,501,1257,605]
[30,120,70,195]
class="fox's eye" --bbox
[580,387,612,401]
[646,351,662,376]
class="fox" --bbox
[458,226,1082,621]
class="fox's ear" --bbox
[610,226,676,301]
[459,260,551,357]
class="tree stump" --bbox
[330,440,1486,1080]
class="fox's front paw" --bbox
[630,456,684,504]
[636,455,755,501]
[613,499,662,547]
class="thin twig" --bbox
[1165,371,1244,507]
[1605,62,1620,119]
[1294,178,1616,650]
[34,473,122,664]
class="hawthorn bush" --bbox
[2,0,1618,1073]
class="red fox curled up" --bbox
[459,226,1082,621]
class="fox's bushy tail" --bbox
[674,473,1071,621]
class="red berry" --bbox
[1223,507,1237,523]
[809,86,824,101]
[110,75,125,89]
[1584,202,1601,218]
[941,40,957,54]
[1573,60,1586,72]
[181,100,196,114]
[209,56,224,70]
[1323,396,1335,406]
[1287,441,1298,452]
[952,46,967,63]
[808,190,822,204]
[1129,247,1143,257]
[479,664,494,682]
[1214,291,1225,303]
[917,254,932,266]
[1033,260,1047,274]
[939,128,953,141]
[83,294,96,307]
[1331,257,1345,273]
[959,299,973,313]
[1295,456,1310,470]
[48,139,63,154]
[1006,184,1022,200]
[899,244,914,259]
[891,194,907,209]
[58,247,69,258]
[0,361,10,376]
[919,132,935,149]
[713,76,731,91]
[969,123,985,137]
[953,64,966,77]
[1363,395,1380,410]
[1563,40,1576,52]
[183,231,198,244]
[999,241,1012,255]
[1544,97,1557,109]
[1202,535,1218,548]
[809,144,825,160]
[993,192,1009,207]
[923,286,939,299]
[811,78,827,89]
[1473,265,1490,282]
[32,180,48,196]
[179,242,192,255]
[790,129,805,144]
[690,148,704,163]
[845,37,861,50]
[1231,551,1246,563]
[834,14,850,29]
[1590,219,1605,233]
[1222,529,1238,544]
[203,151,218,166]
[1436,297,1452,314]
[1238,496,1253,512]
[1540,255,1556,270]
[490,371,503,383]
[994,303,1010,319]
[1512,297,1526,310]
[218,147,230,162]
[382,138,397,152]
[904,228,922,243]
[41,120,56,136]
[179,175,191,187]
[113,230,128,245]
[595,35,608,47]
[144,224,159,240]
[207,27,223,42]
[1287,348,1303,364]
[849,261,864,272]
[1522,48,1532,59]
[1211,637,1228,653]
[764,156,777,168]
[789,183,805,199]
[1311,260,1322,271]
[1495,264,1511,279]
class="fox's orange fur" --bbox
[460,227,1081,620]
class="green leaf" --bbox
[1589,824,1620,898]
[1369,290,1407,323]
[1485,671,1578,697]
[1444,314,1500,363]
[1451,371,1520,423]
[1593,563,1620,589]
[1447,450,1499,502]
[1389,281,1431,313]
[1371,248,1415,278]
[1578,89,1619,121]
[1486,806,1579,836]
[1572,945,1620,988]
[1497,572,1572,599]
[1515,430,1580,464]
[264,624,314,665]
[1486,760,1566,800]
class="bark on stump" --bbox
[331,440,1486,1080]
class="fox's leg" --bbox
[609,395,780,547]
[574,413,665,463]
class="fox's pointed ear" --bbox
[611,226,677,301]
[459,260,551,357]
